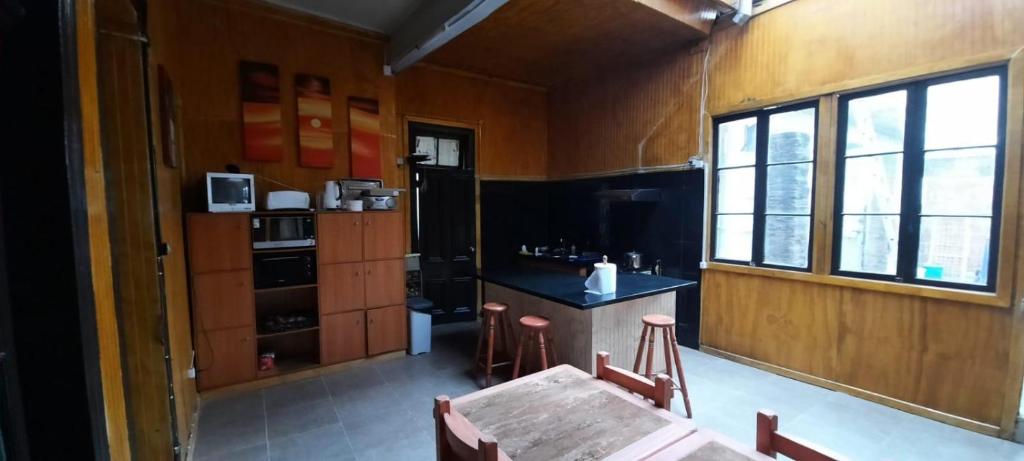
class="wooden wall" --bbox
[543,0,1024,436]
[396,65,548,180]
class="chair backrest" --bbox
[434,395,510,461]
[595,351,672,410]
[756,410,844,461]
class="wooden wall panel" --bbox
[396,65,548,179]
[702,269,1013,427]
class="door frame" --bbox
[400,114,483,317]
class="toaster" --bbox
[362,196,397,210]
[266,191,311,210]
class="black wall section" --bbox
[480,170,705,348]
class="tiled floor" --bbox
[191,322,1024,460]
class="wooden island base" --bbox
[483,282,677,374]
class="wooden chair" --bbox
[756,410,845,461]
[434,395,511,461]
[595,351,672,410]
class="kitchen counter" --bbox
[478,269,695,309]
[479,269,696,372]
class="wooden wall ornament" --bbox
[157,65,179,168]
[349,97,382,179]
[295,74,334,168]
[239,61,283,162]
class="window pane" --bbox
[717,117,757,168]
[925,75,1000,150]
[716,167,755,213]
[845,90,907,156]
[921,147,996,216]
[839,215,900,275]
[768,108,815,163]
[842,154,903,214]
[764,216,810,268]
[715,215,753,261]
[917,217,991,285]
[766,163,813,214]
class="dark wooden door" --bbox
[409,122,477,324]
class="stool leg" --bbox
[669,328,693,418]
[645,328,656,379]
[474,313,487,371]
[502,313,516,359]
[512,329,528,379]
[633,325,649,374]
[661,327,674,381]
[537,332,549,371]
[547,333,558,366]
[522,332,534,376]
[485,313,497,387]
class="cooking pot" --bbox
[623,251,643,270]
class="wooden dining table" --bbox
[450,364,774,461]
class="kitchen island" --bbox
[479,269,696,373]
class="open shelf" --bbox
[257,325,319,339]
[256,357,320,378]
[254,283,317,293]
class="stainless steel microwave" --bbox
[251,215,315,249]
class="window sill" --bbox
[703,262,1011,308]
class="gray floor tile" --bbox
[194,408,267,459]
[267,400,340,441]
[264,377,331,410]
[196,442,268,461]
[268,424,354,461]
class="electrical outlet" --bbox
[187,367,196,379]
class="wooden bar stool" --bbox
[633,314,693,418]
[512,315,558,379]
[474,302,516,387]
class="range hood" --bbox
[594,188,662,202]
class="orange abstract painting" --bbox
[349,98,382,179]
[240,61,283,162]
[296,74,334,168]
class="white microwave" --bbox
[206,172,255,212]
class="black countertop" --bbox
[478,269,696,310]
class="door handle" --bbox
[469,246,476,253]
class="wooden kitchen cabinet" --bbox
[318,213,363,264]
[196,326,256,389]
[187,213,251,273]
[192,270,254,330]
[319,262,365,314]
[367,305,407,355]
[320,311,367,364]
[363,212,403,260]
[364,259,405,308]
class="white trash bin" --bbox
[407,297,433,355]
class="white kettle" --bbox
[323,181,341,209]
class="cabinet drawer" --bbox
[192,270,254,330]
[362,212,403,260]
[187,213,251,273]
[319,262,365,314]
[367,305,407,356]
[320,311,366,364]
[364,259,404,308]
[317,213,363,264]
[196,326,256,390]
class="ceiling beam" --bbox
[389,0,508,73]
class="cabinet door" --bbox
[318,213,363,264]
[320,311,366,364]
[319,262,364,314]
[196,326,255,390]
[187,213,251,273]
[364,259,404,308]
[367,305,407,355]
[363,212,403,261]
[193,270,254,330]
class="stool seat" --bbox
[482,302,509,313]
[519,315,550,330]
[642,314,675,327]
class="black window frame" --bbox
[832,65,1007,292]
[711,101,820,272]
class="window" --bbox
[712,103,818,270]
[834,67,1006,291]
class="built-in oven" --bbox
[252,214,315,249]
[253,250,316,289]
